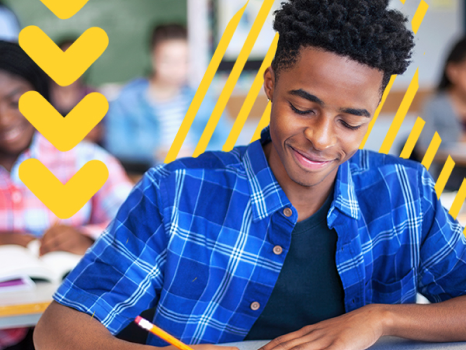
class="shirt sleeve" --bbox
[78,145,133,240]
[54,169,168,335]
[417,165,466,303]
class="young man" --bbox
[35,1,466,349]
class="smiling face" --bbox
[151,39,189,87]
[0,71,35,158]
[264,47,383,192]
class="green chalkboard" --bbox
[4,0,187,85]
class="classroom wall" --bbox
[4,0,188,86]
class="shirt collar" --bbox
[243,127,360,222]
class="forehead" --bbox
[0,70,33,94]
[277,47,384,110]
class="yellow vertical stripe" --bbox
[399,0,406,3]
[379,69,419,154]
[251,101,271,143]
[412,0,429,35]
[421,132,441,171]
[449,179,466,220]
[193,0,275,158]
[222,33,279,152]
[435,156,455,199]
[399,117,425,159]
[359,75,396,150]
[164,2,249,164]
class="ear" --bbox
[446,63,460,86]
[263,66,275,102]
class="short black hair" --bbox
[150,23,187,51]
[0,40,50,101]
[272,0,415,92]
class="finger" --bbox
[278,330,325,350]
[40,231,67,255]
[261,327,315,350]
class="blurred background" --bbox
[2,0,466,183]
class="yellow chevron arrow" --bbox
[39,0,90,19]
[19,159,109,219]
[19,91,108,152]
[19,26,108,86]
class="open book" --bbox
[0,240,82,292]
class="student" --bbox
[105,23,231,167]
[50,38,105,146]
[35,1,466,349]
[419,36,466,190]
[0,40,133,349]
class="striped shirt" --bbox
[54,127,466,346]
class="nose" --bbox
[303,114,337,151]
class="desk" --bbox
[0,282,58,330]
[227,338,466,350]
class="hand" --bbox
[259,304,387,350]
[0,232,36,247]
[40,225,94,256]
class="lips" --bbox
[290,146,335,171]
[0,123,27,143]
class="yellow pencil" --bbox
[134,316,195,350]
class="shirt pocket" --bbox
[370,268,416,304]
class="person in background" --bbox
[419,36,466,190]
[0,0,20,42]
[0,41,133,350]
[105,23,230,166]
[50,38,105,146]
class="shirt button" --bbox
[283,208,293,217]
[250,302,260,311]
[12,192,21,203]
[273,245,283,255]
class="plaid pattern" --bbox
[54,128,466,346]
[0,133,133,349]
[0,132,133,239]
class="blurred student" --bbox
[420,36,466,189]
[50,38,104,146]
[0,40,133,350]
[0,0,20,42]
[105,24,230,166]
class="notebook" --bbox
[0,240,82,292]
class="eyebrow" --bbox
[3,87,24,100]
[288,89,371,118]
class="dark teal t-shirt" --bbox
[244,191,345,340]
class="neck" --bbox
[264,142,336,222]
[0,153,20,173]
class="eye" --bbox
[289,102,313,115]
[9,101,19,109]
[340,119,362,130]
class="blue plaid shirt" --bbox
[54,129,466,346]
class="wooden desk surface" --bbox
[0,282,58,329]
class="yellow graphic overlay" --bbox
[421,132,442,171]
[449,179,466,220]
[18,1,110,218]
[193,0,275,157]
[165,2,249,163]
[223,33,279,152]
[39,0,90,19]
[435,156,455,199]
[412,0,429,35]
[19,92,108,152]
[379,69,419,154]
[400,117,425,159]
[19,26,108,86]
[19,159,108,219]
